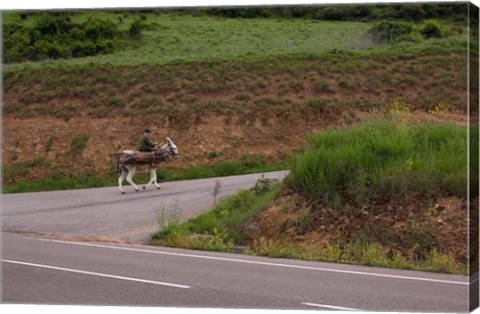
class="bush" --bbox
[369,21,414,43]
[35,14,73,36]
[199,3,466,21]
[3,23,33,63]
[84,18,119,41]
[250,175,278,195]
[420,20,443,38]
[208,8,270,18]
[70,133,89,155]
[314,5,372,21]
[394,4,427,21]
[427,250,461,273]
[129,19,144,39]
[3,13,126,63]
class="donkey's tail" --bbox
[118,164,129,177]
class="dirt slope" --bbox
[2,51,471,183]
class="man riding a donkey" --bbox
[137,128,157,152]
[117,128,179,194]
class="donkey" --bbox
[118,137,179,194]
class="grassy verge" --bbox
[251,239,466,274]
[2,160,287,193]
[160,159,287,181]
[2,173,117,193]
[287,118,469,207]
[151,176,282,251]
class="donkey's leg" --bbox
[118,166,128,194]
[125,166,140,191]
[142,167,154,189]
[152,168,161,189]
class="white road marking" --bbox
[302,302,361,311]
[2,259,191,289]
[31,237,469,286]
[471,276,479,284]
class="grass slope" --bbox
[3,12,467,70]
[3,12,377,70]
[288,118,469,205]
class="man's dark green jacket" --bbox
[137,135,156,152]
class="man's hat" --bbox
[144,128,151,133]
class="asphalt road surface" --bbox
[2,171,288,243]
[2,232,470,311]
[1,171,473,311]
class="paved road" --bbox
[2,232,470,311]
[2,171,288,244]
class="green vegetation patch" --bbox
[288,119,469,208]
[252,239,465,274]
[3,157,46,185]
[69,133,89,155]
[368,19,455,44]
[3,172,116,193]
[2,158,287,193]
[151,177,281,250]
[3,13,144,63]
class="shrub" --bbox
[108,97,124,107]
[208,8,269,18]
[199,4,466,22]
[250,175,278,195]
[70,133,89,155]
[3,13,124,63]
[207,151,221,159]
[312,79,336,94]
[298,207,314,234]
[240,154,266,169]
[35,13,73,36]
[369,21,414,43]
[359,243,389,267]
[420,20,443,38]
[314,5,372,21]
[398,32,424,43]
[321,243,343,262]
[83,18,119,41]
[394,4,427,21]
[3,24,31,63]
[304,99,328,111]
[427,250,461,273]
[45,136,57,154]
[129,19,144,39]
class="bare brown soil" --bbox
[246,190,470,262]
[2,105,369,183]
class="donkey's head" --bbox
[165,137,179,160]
